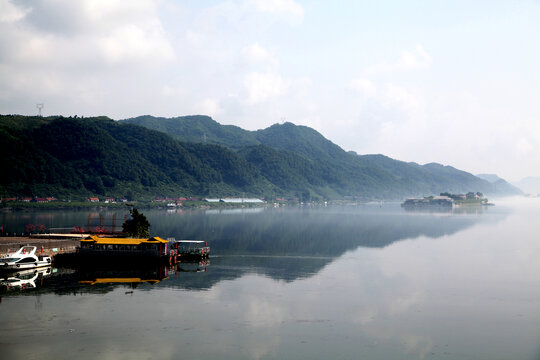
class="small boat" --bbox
[173,240,210,258]
[0,246,52,271]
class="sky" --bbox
[1,0,539,181]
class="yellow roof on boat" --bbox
[79,277,166,285]
[80,235,168,245]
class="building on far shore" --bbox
[402,195,454,208]
[204,198,265,204]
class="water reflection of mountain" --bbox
[147,205,504,257]
[0,206,507,296]
[0,256,341,296]
[159,255,332,291]
[145,205,506,288]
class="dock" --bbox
[1,235,211,268]
[0,235,80,257]
[30,233,90,240]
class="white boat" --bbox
[0,246,52,271]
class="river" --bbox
[1,197,539,359]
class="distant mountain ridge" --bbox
[476,174,503,183]
[0,114,522,200]
[124,115,259,148]
[122,115,521,198]
[476,173,523,195]
[513,177,540,195]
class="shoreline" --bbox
[0,200,273,211]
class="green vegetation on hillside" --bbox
[0,114,522,201]
[122,115,521,198]
[0,115,272,199]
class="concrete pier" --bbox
[0,236,79,257]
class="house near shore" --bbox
[34,197,57,203]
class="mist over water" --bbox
[1,199,539,359]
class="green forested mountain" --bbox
[0,114,521,200]
[0,115,271,199]
[122,115,521,198]
[124,115,258,149]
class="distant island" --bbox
[402,192,490,208]
[0,114,523,203]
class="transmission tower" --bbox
[36,103,44,116]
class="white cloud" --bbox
[251,0,304,18]
[0,0,29,22]
[185,29,203,45]
[84,0,156,23]
[349,77,377,97]
[242,42,278,67]
[0,0,173,66]
[516,137,533,157]
[198,98,221,118]
[0,0,175,117]
[349,46,428,115]
[382,83,420,111]
[364,44,433,75]
[99,23,174,64]
[244,72,290,104]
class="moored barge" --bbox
[79,235,170,257]
[54,236,210,266]
[55,235,172,266]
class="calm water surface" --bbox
[1,198,539,359]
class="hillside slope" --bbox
[122,115,519,197]
[1,114,522,200]
[0,115,270,199]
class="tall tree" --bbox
[122,208,150,238]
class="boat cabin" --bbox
[172,240,210,258]
[79,235,169,257]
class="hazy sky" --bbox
[1,0,539,181]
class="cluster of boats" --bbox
[1,238,212,294]
[1,237,210,273]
